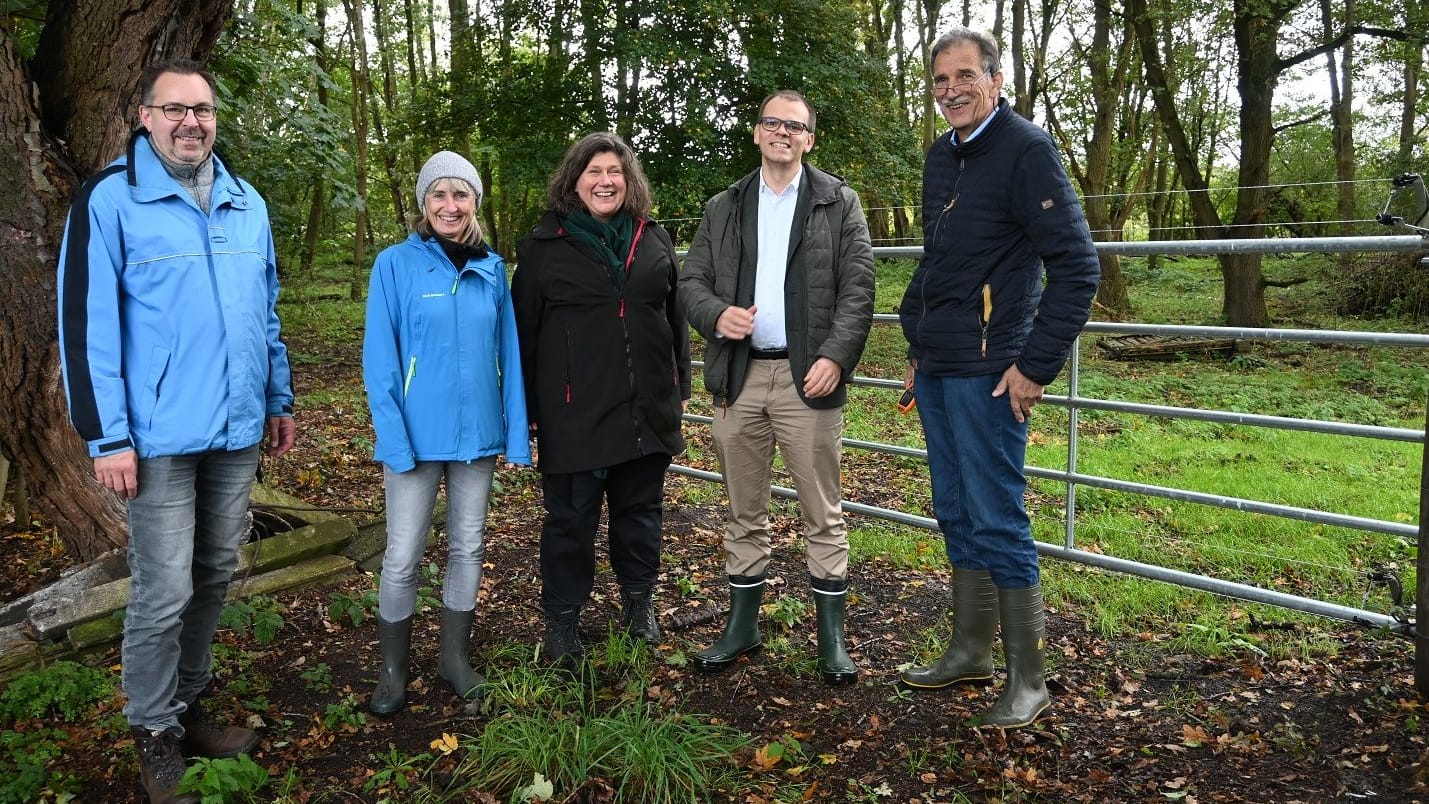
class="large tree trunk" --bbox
[0,1,234,562]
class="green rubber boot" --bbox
[369,615,412,716]
[979,584,1050,728]
[692,574,765,672]
[900,567,998,689]
[437,607,485,700]
[812,576,858,686]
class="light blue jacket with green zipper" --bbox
[363,233,531,473]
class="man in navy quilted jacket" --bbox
[898,27,1099,729]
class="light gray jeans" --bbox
[379,458,496,621]
[122,445,260,732]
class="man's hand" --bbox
[803,357,842,399]
[992,364,1044,423]
[714,305,757,340]
[265,415,296,457]
[94,451,139,498]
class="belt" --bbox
[749,347,789,360]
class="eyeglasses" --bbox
[144,103,217,122]
[757,116,813,135]
[931,70,991,95]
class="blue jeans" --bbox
[379,458,496,621]
[122,446,260,731]
[915,371,1039,588]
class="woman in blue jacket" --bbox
[362,151,530,715]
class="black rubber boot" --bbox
[369,615,412,716]
[811,575,858,686]
[900,567,998,689]
[979,584,1050,728]
[132,726,199,803]
[541,607,585,668]
[692,574,765,673]
[437,607,485,699]
[619,587,661,642]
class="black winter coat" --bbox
[513,212,692,475]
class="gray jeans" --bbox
[379,458,496,621]
[122,446,260,732]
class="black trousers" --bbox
[539,452,672,610]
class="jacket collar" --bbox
[124,129,250,211]
[730,163,845,207]
[943,97,1014,157]
[409,231,502,287]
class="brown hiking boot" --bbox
[132,726,198,803]
[178,699,259,758]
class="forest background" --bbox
[0,0,1426,558]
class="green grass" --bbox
[443,636,751,803]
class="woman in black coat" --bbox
[512,132,691,665]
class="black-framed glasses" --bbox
[144,103,217,122]
[757,116,813,135]
[931,70,990,95]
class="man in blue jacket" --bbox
[898,28,1099,728]
[57,59,295,803]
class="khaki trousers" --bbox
[711,358,848,581]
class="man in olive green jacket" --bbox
[679,90,875,685]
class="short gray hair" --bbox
[930,27,1001,75]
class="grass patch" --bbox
[429,635,752,803]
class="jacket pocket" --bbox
[562,329,573,405]
[142,346,171,429]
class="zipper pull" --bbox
[619,297,625,318]
[451,276,459,295]
[565,384,571,404]
[981,283,992,357]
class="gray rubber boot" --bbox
[900,567,998,689]
[692,574,765,672]
[979,584,1050,728]
[437,607,485,699]
[369,615,412,716]
[811,576,858,686]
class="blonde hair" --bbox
[412,177,483,246]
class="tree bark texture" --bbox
[0,1,235,561]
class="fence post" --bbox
[1418,399,1429,693]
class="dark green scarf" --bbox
[562,210,635,285]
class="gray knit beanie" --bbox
[416,151,482,212]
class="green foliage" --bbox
[177,754,271,802]
[218,595,286,645]
[364,745,433,794]
[0,661,115,724]
[299,663,334,693]
[763,595,808,630]
[320,694,367,732]
[327,587,379,627]
[0,727,83,803]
